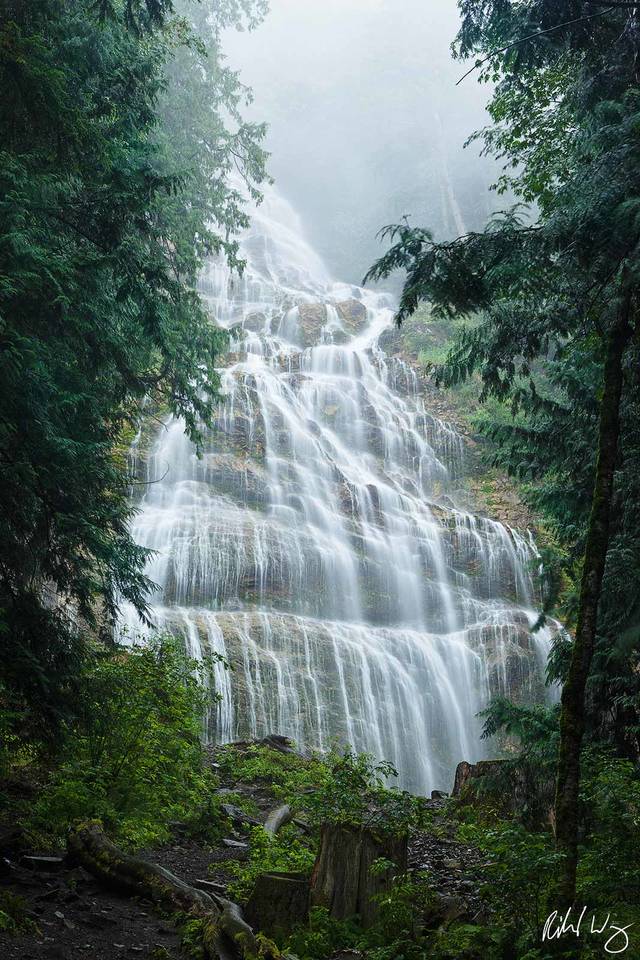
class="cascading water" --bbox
[122,185,554,794]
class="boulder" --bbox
[259,733,297,755]
[335,299,367,333]
[243,312,266,333]
[297,303,327,347]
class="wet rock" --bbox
[221,803,261,828]
[41,947,70,960]
[439,894,467,922]
[222,838,248,849]
[297,303,327,347]
[259,733,297,754]
[53,909,76,931]
[244,312,266,333]
[334,298,367,333]
[377,325,403,355]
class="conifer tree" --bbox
[367,0,640,904]
[0,0,267,734]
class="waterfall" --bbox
[121,185,554,794]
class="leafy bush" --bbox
[285,873,441,960]
[300,751,429,835]
[217,745,428,835]
[429,922,505,960]
[215,742,330,802]
[364,871,441,960]
[457,818,561,953]
[26,634,224,847]
[226,825,317,902]
[0,890,38,935]
[285,907,360,960]
[579,755,640,904]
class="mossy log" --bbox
[67,821,261,960]
[309,823,408,928]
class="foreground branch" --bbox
[457,7,616,85]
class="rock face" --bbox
[123,183,556,795]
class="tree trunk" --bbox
[554,296,633,906]
[67,821,262,960]
[309,823,408,928]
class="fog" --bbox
[225,0,498,284]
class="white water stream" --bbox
[122,186,553,794]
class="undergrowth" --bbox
[18,635,228,849]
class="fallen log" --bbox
[264,804,293,836]
[67,821,262,959]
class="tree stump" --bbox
[309,824,408,928]
[452,758,553,827]
[244,871,310,936]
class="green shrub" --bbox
[285,907,360,960]
[578,755,640,903]
[0,890,38,935]
[430,922,505,960]
[364,872,440,960]
[457,818,560,951]
[226,824,317,902]
[301,750,429,835]
[217,745,429,835]
[26,634,225,848]
[284,874,442,960]
[216,742,330,802]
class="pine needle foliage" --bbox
[0,0,268,735]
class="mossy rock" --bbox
[297,303,327,347]
[335,298,367,333]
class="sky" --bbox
[224,0,499,284]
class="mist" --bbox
[225,0,498,284]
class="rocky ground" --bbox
[0,742,486,960]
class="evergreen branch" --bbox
[456,7,616,85]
